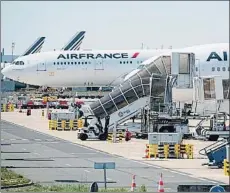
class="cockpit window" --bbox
[13,61,24,65]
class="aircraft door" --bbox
[37,62,47,71]
[94,59,104,71]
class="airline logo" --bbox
[57,52,140,60]
[22,37,46,56]
[132,52,139,58]
[62,31,85,51]
[206,51,228,61]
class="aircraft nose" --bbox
[1,66,18,81]
[1,67,10,78]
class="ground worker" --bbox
[125,129,132,141]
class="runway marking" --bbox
[152,166,161,169]
[34,139,42,141]
[65,164,71,166]
[198,178,209,181]
[169,170,185,175]
[107,178,112,181]
[22,148,27,151]
[2,121,223,184]
[33,152,40,155]
[71,152,97,155]
[84,170,90,173]
[118,157,213,182]
[22,139,29,141]
[196,178,218,184]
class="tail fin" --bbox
[21,37,46,56]
[62,31,85,51]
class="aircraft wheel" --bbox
[98,133,107,141]
[79,133,88,141]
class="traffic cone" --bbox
[131,175,136,192]
[158,173,164,192]
[19,106,22,113]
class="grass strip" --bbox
[1,168,30,187]
[1,168,147,192]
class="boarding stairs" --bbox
[88,52,195,131]
[192,118,207,139]
[199,138,229,168]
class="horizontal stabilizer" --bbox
[62,31,85,51]
[21,37,46,56]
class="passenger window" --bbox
[82,62,84,64]
[15,61,20,65]
[89,62,91,64]
[137,61,139,64]
[120,61,122,64]
[212,67,215,71]
[57,62,59,65]
[71,62,73,65]
[217,67,220,71]
[75,62,77,65]
[130,61,132,64]
[68,62,70,65]
[123,61,125,64]
[78,62,80,65]
[85,62,87,64]
[54,62,56,65]
[64,62,66,65]
[222,67,226,71]
[61,62,63,65]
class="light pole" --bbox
[195,59,200,77]
[11,42,15,62]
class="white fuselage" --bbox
[2,43,229,87]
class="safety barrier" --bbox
[1,104,14,112]
[42,110,45,117]
[224,159,229,176]
[49,119,83,131]
[77,119,84,129]
[107,132,123,143]
[117,131,125,138]
[145,144,194,159]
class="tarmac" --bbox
[1,109,230,191]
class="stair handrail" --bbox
[199,138,228,156]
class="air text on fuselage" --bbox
[57,53,129,60]
[206,51,228,61]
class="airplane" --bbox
[1,36,46,68]
[1,31,85,82]
[1,36,46,81]
[2,43,229,89]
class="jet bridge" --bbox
[88,52,195,131]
